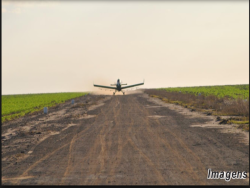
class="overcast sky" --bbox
[2,0,249,95]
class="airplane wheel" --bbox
[113,92,115,95]
[123,92,125,95]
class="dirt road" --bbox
[1,92,249,185]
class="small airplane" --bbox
[93,79,144,95]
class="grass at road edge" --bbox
[2,92,88,123]
[147,92,249,132]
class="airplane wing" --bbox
[93,84,117,90]
[121,82,144,89]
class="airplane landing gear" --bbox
[123,92,125,95]
[113,92,115,95]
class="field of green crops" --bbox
[2,92,88,123]
[159,84,249,99]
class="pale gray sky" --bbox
[2,1,249,94]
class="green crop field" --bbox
[159,84,249,99]
[2,92,88,123]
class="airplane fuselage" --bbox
[116,80,121,91]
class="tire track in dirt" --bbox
[124,96,168,185]
[12,142,70,184]
[155,118,208,178]
[60,129,79,184]
[81,98,118,184]
[132,96,206,184]
[101,96,166,184]
[175,127,233,170]
[108,97,133,184]
[103,95,167,184]
[108,97,167,185]
[130,97,182,184]
[126,137,167,185]
[84,95,167,184]
[89,97,123,185]
[2,176,35,181]
[60,97,114,184]
[60,96,117,184]
[142,94,232,173]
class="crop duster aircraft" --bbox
[93,79,144,95]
